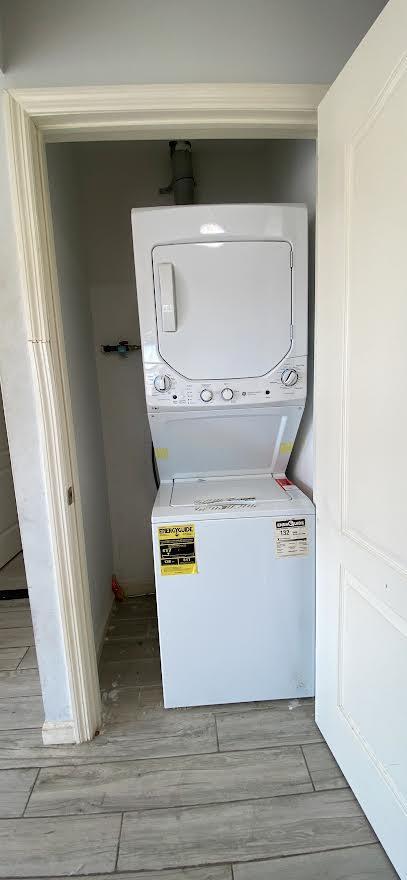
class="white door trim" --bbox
[4,83,326,743]
[9,83,325,141]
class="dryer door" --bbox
[152,240,292,380]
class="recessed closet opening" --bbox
[46,137,316,706]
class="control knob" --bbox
[281,368,299,387]
[221,388,234,401]
[154,375,171,392]
[200,388,213,402]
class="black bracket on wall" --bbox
[101,341,141,357]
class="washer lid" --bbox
[152,240,292,380]
[170,474,290,510]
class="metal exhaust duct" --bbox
[160,140,195,205]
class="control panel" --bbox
[143,356,307,410]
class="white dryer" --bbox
[132,204,315,708]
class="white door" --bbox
[0,388,21,568]
[315,0,407,876]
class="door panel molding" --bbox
[340,52,407,576]
[338,568,407,815]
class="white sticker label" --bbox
[275,518,308,558]
[195,496,256,511]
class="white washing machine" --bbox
[132,204,315,708]
[152,474,314,708]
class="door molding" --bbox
[4,82,326,742]
[9,83,325,141]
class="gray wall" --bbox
[265,140,317,496]
[47,143,114,650]
[1,0,386,87]
[75,142,167,592]
[0,0,385,723]
[0,6,4,73]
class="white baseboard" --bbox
[42,719,76,745]
[120,580,155,597]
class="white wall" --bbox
[1,0,386,86]
[47,143,113,648]
[71,138,315,590]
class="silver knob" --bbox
[221,388,234,401]
[154,375,171,392]
[200,388,213,402]
[281,369,299,387]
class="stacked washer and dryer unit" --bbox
[132,204,315,709]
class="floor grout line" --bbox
[0,848,382,880]
[13,785,353,822]
[0,742,327,774]
[229,841,386,868]
[0,843,381,875]
[22,766,41,817]
[82,842,386,876]
[300,743,316,791]
[114,813,124,872]
[214,713,220,751]
[15,647,31,671]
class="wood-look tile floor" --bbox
[0,595,398,878]
[0,553,27,592]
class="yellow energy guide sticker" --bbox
[155,447,169,460]
[279,441,293,455]
[158,524,197,576]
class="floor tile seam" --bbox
[0,741,325,772]
[22,767,41,817]
[116,841,380,871]
[114,813,125,872]
[217,738,324,752]
[22,785,356,821]
[214,715,220,751]
[15,648,32,670]
[299,744,316,791]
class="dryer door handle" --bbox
[158,263,177,332]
